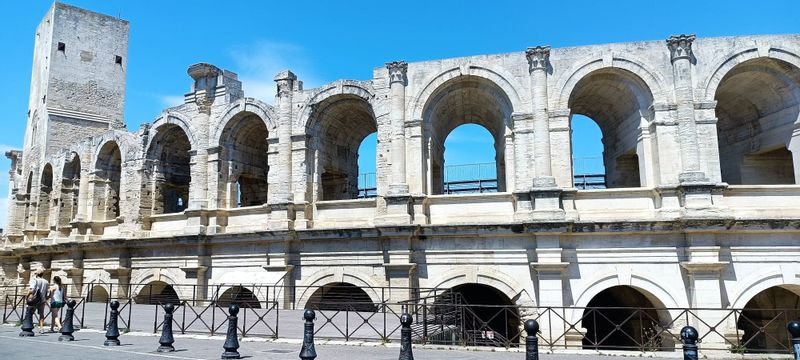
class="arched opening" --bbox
[219,112,269,208]
[581,286,669,351]
[309,95,377,201]
[305,282,376,312]
[357,133,378,198]
[424,75,511,194]
[94,141,122,220]
[568,68,653,188]
[58,153,81,236]
[437,283,520,346]
[441,124,498,193]
[572,115,606,189]
[88,284,109,303]
[145,124,191,215]
[133,281,180,305]
[24,172,33,228]
[36,164,53,231]
[217,286,261,309]
[738,286,800,352]
[714,58,800,185]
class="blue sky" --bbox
[1,0,798,226]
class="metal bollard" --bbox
[525,319,539,360]
[680,326,699,360]
[299,309,317,360]
[399,313,414,360]
[19,303,35,337]
[221,304,241,359]
[788,320,800,360]
[104,300,121,346]
[58,300,77,341]
[157,303,176,352]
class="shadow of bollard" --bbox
[157,303,175,352]
[221,304,241,359]
[59,300,77,341]
[680,326,699,360]
[104,300,121,346]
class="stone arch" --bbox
[145,111,198,153]
[216,285,262,309]
[297,80,376,131]
[730,267,800,309]
[36,163,54,231]
[296,268,384,309]
[57,152,81,235]
[93,141,123,221]
[415,69,519,194]
[701,46,800,100]
[143,120,193,215]
[427,266,535,306]
[212,98,276,143]
[130,268,187,301]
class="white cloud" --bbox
[229,41,322,103]
[159,95,185,108]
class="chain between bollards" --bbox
[59,299,77,341]
[104,300,121,346]
[19,302,35,337]
[680,325,699,360]
[788,320,800,360]
[399,313,414,360]
[525,319,539,360]
[221,304,241,359]
[300,309,317,360]
[157,303,176,352]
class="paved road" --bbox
[0,325,681,360]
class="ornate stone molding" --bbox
[667,34,696,62]
[385,61,408,85]
[526,46,551,72]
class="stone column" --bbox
[378,62,412,225]
[531,236,569,347]
[667,35,707,184]
[681,246,728,349]
[527,46,556,188]
[270,70,298,230]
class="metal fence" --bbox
[3,283,798,354]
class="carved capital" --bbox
[667,34,696,62]
[526,46,551,72]
[273,70,297,97]
[386,61,408,85]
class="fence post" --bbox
[300,309,317,360]
[399,313,414,360]
[788,320,800,360]
[221,304,241,359]
[525,319,539,360]
[104,300,121,346]
[59,300,77,341]
[157,303,175,352]
[680,326,699,360]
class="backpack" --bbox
[27,279,44,306]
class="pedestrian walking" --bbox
[26,269,49,332]
[48,276,66,332]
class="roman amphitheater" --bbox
[1,2,799,355]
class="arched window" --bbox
[571,115,606,189]
[357,133,378,198]
[441,124,498,193]
[24,172,33,228]
[308,95,377,201]
[95,142,122,220]
[219,112,269,208]
[568,69,653,188]
[58,153,81,236]
[145,124,191,215]
[36,164,53,231]
[423,76,511,194]
[738,286,800,352]
[714,58,800,184]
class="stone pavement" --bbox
[0,324,681,360]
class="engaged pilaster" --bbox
[378,61,413,225]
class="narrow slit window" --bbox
[57,42,65,52]
[115,55,122,65]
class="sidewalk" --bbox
[0,325,677,360]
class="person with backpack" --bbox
[26,268,49,332]
[48,276,66,332]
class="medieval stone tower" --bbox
[7,3,128,241]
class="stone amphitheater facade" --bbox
[2,2,800,350]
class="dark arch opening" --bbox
[437,283,520,347]
[305,282,376,312]
[423,75,511,194]
[568,68,652,188]
[582,286,669,351]
[309,95,377,201]
[88,284,109,303]
[37,164,54,231]
[219,113,270,208]
[217,286,261,309]
[133,281,180,305]
[146,124,191,214]
[738,286,800,353]
[714,57,800,185]
[58,153,81,236]
[95,141,122,220]
[24,172,33,228]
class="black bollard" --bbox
[19,303,35,337]
[299,309,317,360]
[157,303,176,352]
[788,320,800,360]
[399,313,414,360]
[525,319,539,360]
[59,300,77,341]
[680,326,699,360]
[104,300,121,346]
[221,304,241,359]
